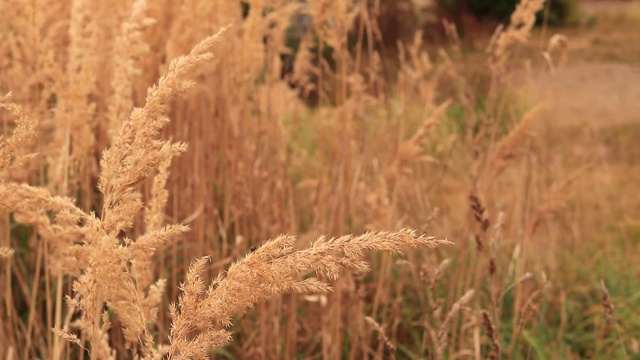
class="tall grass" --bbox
[0,0,637,358]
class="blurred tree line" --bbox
[375,0,580,44]
[433,0,580,26]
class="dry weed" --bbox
[0,0,630,358]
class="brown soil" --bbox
[522,63,640,127]
[520,1,640,127]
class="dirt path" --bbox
[524,63,640,127]
[580,0,640,19]
[521,1,640,127]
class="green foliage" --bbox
[544,0,580,26]
[468,0,521,20]
[436,0,580,26]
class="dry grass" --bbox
[0,0,638,359]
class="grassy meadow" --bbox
[0,0,639,358]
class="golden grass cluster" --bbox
[1,0,636,358]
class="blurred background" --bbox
[1,0,639,358]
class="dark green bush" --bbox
[438,0,580,26]
[541,0,580,26]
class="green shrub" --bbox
[542,0,580,26]
[437,0,580,26]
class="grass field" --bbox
[0,0,639,359]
